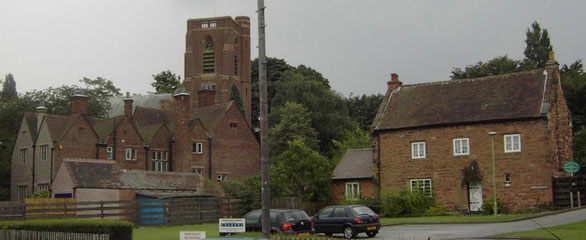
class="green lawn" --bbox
[496,220,586,239]
[133,223,261,240]
[381,213,541,225]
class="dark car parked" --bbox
[312,205,381,239]
[243,209,314,235]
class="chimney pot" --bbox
[387,73,403,91]
[123,94,134,118]
[391,73,399,81]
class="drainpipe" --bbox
[144,144,150,171]
[377,133,381,198]
[169,137,175,172]
[207,135,213,180]
[113,118,117,161]
[32,144,36,194]
[50,147,54,181]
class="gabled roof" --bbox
[90,116,124,141]
[332,149,373,180]
[23,112,39,141]
[190,101,233,131]
[138,123,169,144]
[42,114,82,142]
[107,94,173,117]
[62,159,201,191]
[372,69,549,131]
[133,106,175,130]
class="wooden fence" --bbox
[0,197,242,227]
[553,175,586,208]
[0,229,109,240]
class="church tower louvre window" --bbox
[203,36,215,73]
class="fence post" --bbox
[579,191,582,207]
[570,192,574,208]
[101,201,104,219]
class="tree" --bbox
[574,127,586,169]
[328,123,372,165]
[229,84,244,113]
[521,22,553,69]
[346,93,384,130]
[251,57,294,130]
[151,70,181,94]
[269,102,319,158]
[561,60,586,131]
[1,73,17,100]
[271,70,353,153]
[273,139,333,203]
[451,56,521,79]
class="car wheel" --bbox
[343,226,356,239]
[366,231,378,237]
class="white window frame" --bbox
[193,169,203,177]
[152,151,168,172]
[209,20,216,28]
[40,145,48,161]
[410,179,432,197]
[504,134,521,153]
[201,21,209,28]
[20,148,27,164]
[345,182,360,201]
[217,174,228,182]
[125,148,137,161]
[106,147,113,160]
[504,173,512,186]
[453,138,470,156]
[38,184,50,192]
[193,142,203,154]
[411,142,426,159]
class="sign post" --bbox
[219,218,246,236]
[563,161,580,175]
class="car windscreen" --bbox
[285,211,311,221]
[351,206,376,216]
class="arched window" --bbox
[203,36,215,73]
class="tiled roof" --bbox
[43,114,79,142]
[373,69,549,131]
[332,149,373,180]
[90,116,123,141]
[107,94,173,117]
[133,106,175,131]
[63,159,200,191]
[190,101,233,131]
[23,112,39,141]
[138,123,167,144]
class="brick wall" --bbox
[147,126,172,171]
[111,116,146,170]
[332,179,376,204]
[376,119,557,211]
[53,116,98,186]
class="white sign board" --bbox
[219,218,246,233]
[180,231,206,240]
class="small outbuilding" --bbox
[331,149,376,204]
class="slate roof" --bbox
[107,94,173,117]
[372,69,549,131]
[23,112,39,141]
[90,116,124,141]
[133,106,175,130]
[190,101,233,131]
[138,123,168,144]
[62,159,200,191]
[43,114,82,142]
[332,149,373,180]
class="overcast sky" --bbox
[1,0,585,97]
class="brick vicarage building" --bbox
[371,53,573,211]
[10,16,260,201]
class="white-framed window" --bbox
[40,145,48,161]
[125,148,137,161]
[504,173,511,186]
[193,142,203,154]
[106,147,113,160]
[410,179,432,196]
[201,21,209,28]
[20,148,27,164]
[152,151,168,172]
[38,184,50,192]
[209,20,216,28]
[453,138,470,156]
[193,169,203,177]
[345,182,360,201]
[217,174,228,182]
[411,142,426,159]
[18,185,28,200]
[504,134,521,153]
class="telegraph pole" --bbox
[257,0,270,238]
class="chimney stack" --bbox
[198,89,216,107]
[70,93,89,115]
[36,100,48,130]
[173,85,191,171]
[123,92,133,118]
[387,73,403,91]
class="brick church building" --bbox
[10,16,260,201]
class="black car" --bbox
[312,205,381,239]
[243,209,314,235]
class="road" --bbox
[367,208,586,240]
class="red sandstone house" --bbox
[331,149,376,204]
[10,16,260,201]
[371,54,573,212]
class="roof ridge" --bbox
[403,68,544,88]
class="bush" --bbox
[482,198,507,215]
[425,202,448,216]
[379,188,433,217]
[0,218,133,240]
[340,196,381,214]
[31,190,50,198]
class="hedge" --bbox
[0,218,133,240]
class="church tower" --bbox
[183,16,252,125]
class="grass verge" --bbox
[133,223,261,240]
[495,220,586,239]
[381,212,541,225]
